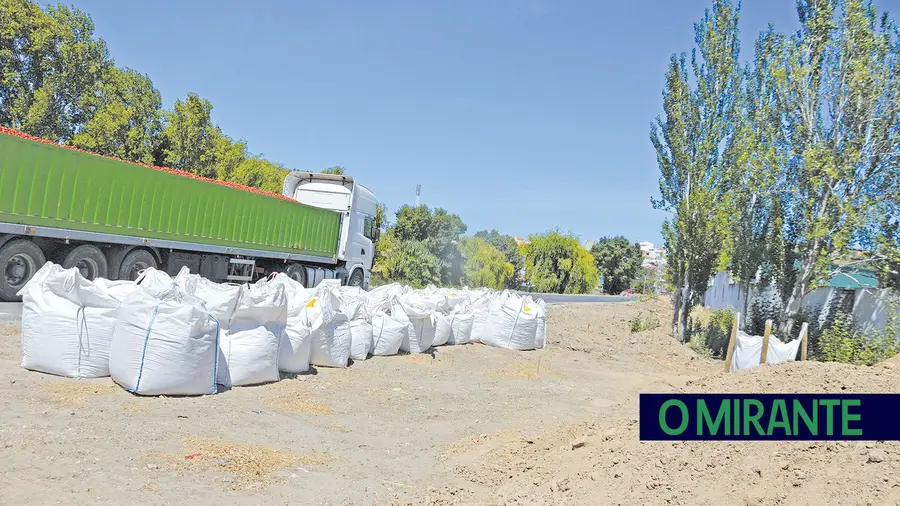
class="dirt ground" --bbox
[1,297,898,505]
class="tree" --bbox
[590,236,642,294]
[724,29,783,323]
[521,231,599,294]
[764,0,900,336]
[321,166,344,175]
[391,205,467,285]
[231,157,289,193]
[651,0,741,340]
[213,131,248,181]
[0,1,112,142]
[474,229,524,288]
[71,67,163,164]
[160,93,218,177]
[459,237,515,290]
[371,233,441,288]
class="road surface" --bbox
[524,293,635,304]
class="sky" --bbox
[70,0,894,246]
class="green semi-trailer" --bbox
[0,127,379,301]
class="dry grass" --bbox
[150,436,329,488]
[39,380,120,405]
[487,358,554,380]
[262,380,333,416]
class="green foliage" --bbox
[391,205,466,285]
[632,267,658,294]
[521,231,599,294]
[0,0,298,195]
[371,233,441,288]
[321,166,345,175]
[230,157,289,194]
[687,308,734,359]
[474,229,524,289]
[373,205,466,286]
[590,236,642,294]
[818,312,900,366]
[651,0,741,339]
[160,93,218,177]
[71,67,162,164]
[459,237,515,290]
[629,313,660,334]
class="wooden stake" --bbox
[799,322,809,361]
[760,320,772,365]
[724,312,740,372]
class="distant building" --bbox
[514,236,528,246]
[638,241,667,269]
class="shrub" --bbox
[629,313,660,333]
[818,310,900,366]
[686,308,734,359]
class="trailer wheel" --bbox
[62,245,108,281]
[348,269,364,288]
[0,240,46,302]
[118,249,157,281]
[285,263,307,287]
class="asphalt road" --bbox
[524,293,635,304]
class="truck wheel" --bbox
[348,269,364,288]
[0,240,46,302]
[118,249,157,281]
[285,263,307,287]
[62,245,108,281]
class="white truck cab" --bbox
[282,171,378,288]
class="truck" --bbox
[0,126,379,302]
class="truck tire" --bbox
[62,245,108,281]
[285,263,307,287]
[118,249,157,281]
[348,269,364,288]
[0,239,46,302]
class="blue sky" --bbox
[71,0,894,246]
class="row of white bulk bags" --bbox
[110,286,221,395]
[18,263,120,378]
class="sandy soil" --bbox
[1,298,897,505]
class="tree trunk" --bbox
[677,269,691,342]
[740,282,752,330]
[778,245,818,338]
[671,283,682,338]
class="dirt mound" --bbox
[423,343,900,505]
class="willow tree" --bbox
[651,0,741,340]
[766,0,900,336]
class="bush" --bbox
[629,313,660,333]
[686,308,734,359]
[818,311,900,366]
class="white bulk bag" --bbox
[257,272,310,317]
[190,278,241,323]
[730,331,802,372]
[135,267,178,298]
[18,263,120,378]
[534,298,548,348]
[218,284,286,386]
[370,314,407,356]
[392,296,436,353]
[481,292,544,351]
[447,313,475,345]
[280,317,312,374]
[468,290,495,344]
[305,286,352,368]
[338,286,369,321]
[93,278,138,301]
[366,283,407,316]
[433,313,451,346]
[110,287,220,396]
[349,320,373,360]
